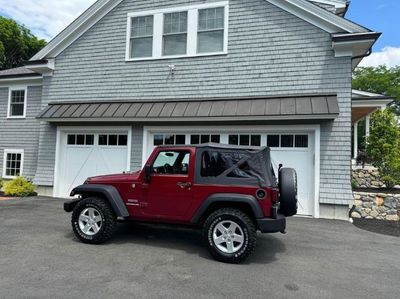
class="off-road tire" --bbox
[203,208,257,264]
[71,197,117,244]
[279,167,298,217]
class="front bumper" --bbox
[64,199,81,213]
[256,214,286,233]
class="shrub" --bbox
[366,110,400,188]
[3,177,36,197]
[0,177,3,190]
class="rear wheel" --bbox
[203,208,256,263]
[71,197,117,244]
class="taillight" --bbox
[271,189,279,204]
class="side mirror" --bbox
[144,165,152,183]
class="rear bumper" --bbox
[256,214,286,233]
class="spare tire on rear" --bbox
[279,168,298,216]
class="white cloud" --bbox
[359,46,400,68]
[0,0,96,41]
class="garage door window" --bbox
[190,134,220,144]
[267,135,279,147]
[229,135,261,146]
[295,135,308,148]
[266,134,308,148]
[99,134,128,146]
[281,135,294,148]
[67,134,95,146]
[154,134,186,146]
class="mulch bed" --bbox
[353,218,400,237]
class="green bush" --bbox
[366,110,400,188]
[3,177,36,197]
[0,177,3,190]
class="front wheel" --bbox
[71,197,117,244]
[203,208,257,263]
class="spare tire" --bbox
[279,168,298,217]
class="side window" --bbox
[152,151,190,175]
[201,151,249,177]
[8,88,26,118]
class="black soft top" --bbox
[186,144,278,188]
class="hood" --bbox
[86,170,140,184]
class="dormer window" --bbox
[130,15,154,58]
[126,1,228,61]
[198,7,225,54]
[163,12,188,56]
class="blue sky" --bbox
[347,0,399,51]
[0,0,399,67]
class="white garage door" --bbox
[145,129,315,216]
[55,129,130,198]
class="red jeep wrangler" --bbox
[64,144,297,263]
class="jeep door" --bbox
[140,149,195,221]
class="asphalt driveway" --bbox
[0,197,398,299]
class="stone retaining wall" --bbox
[352,192,400,221]
[352,168,385,188]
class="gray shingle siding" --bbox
[34,0,353,204]
[0,85,42,180]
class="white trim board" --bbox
[0,77,42,86]
[265,0,367,33]
[143,124,321,218]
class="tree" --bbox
[366,110,400,188]
[0,16,47,70]
[353,66,400,114]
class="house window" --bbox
[3,150,24,178]
[8,88,26,118]
[130,15,154,58]
[198,7,225,53]
[126,1,228,61]
[163,12,188,56]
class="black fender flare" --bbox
[68,184,129,218]
[190,193,263,224]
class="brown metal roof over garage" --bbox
[37,95,339,122]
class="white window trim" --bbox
[7,86,27,119]
[125,1,229,61]
[3,149,24,179]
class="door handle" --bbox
[177,182,192,189]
